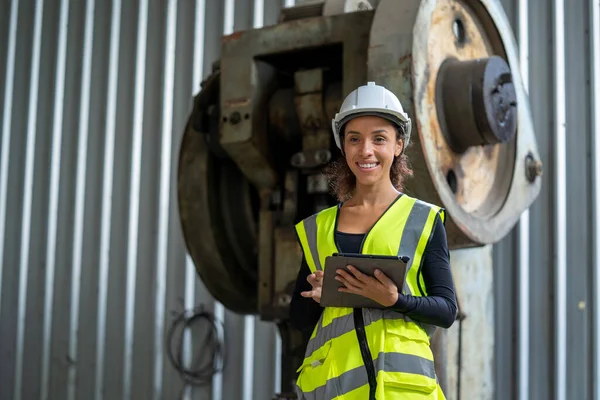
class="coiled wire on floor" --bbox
[166,304,227,397]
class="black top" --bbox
[289,211,458,338]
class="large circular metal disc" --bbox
[177,72,259,314]
[369,0,533,244]
[414,0,516,219]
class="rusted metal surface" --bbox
[525,152,543,183]
[219,11,374,194]
[219,59,279,190]
[417,0,516,221]
[369,0,542,246]
[271,227,303,317]
[269,88,302,143]
[294,69,331,152]
[177,74,259,314]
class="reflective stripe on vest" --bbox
[294,194,444,397]
[301,351,437,400]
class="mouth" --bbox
[356,162,380,170]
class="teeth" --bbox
[358,163,378,168]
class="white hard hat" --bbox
[331,81,412,151]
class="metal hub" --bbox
[438,55,518,153]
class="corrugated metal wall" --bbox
[0,1,286,399]
[0,0,598,400]
[493,1,600,400]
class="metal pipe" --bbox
[95,1,121,399]
[153,2,178,399]
[123,0,149,398]
[553,0,567,397]
[68,1,95,399]
[14,0,44,398]
[274,330,282,395]
[254,0,264,28]
[591,0,600,398]
[243,316,256,400]
[517,0,530,398]
[224,0,235,35]
[0,0,19,317]
[41,0,70,398]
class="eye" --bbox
[374,136,386,142]
[348,136,359,143]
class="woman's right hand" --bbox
[301,270,324,304]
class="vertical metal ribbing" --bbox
[274,330,282,395]
[41,0,70,398]
[95,1,121,399]
[254,0,264,28]
[181,1,206,400]
[553,0,567,398]
[242,316,256,400]
[591,0,600,398]
[153,1,178,399]
[14,0,44,398]
[68,0,95,398]
[123,0,149,398]
[0,0,19,316]
[517,0,530,398]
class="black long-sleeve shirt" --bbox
[289,214,458,338]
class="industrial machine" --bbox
[176,0,542,397]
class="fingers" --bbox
[335,271,363,292]
[374,269,396,288]
[346,265,370,283]
[336,265,370,288]
[306,272,324,288]
[301,289,321,303]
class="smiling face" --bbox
[342,115,404,188]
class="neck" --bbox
[350,180,400,207]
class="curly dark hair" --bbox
[324,124,414,202]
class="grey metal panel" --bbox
[83,2,116,399]
[564,0,592,398]
[101,0,138,396]
[527,0,557,398]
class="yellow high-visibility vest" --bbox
[294,194,447,400]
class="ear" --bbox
[395,138,404,157]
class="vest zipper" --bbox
[353,309,377,400]
[335,195,403,400]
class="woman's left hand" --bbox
[335,265,399,307]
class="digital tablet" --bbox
[320,253,409,309]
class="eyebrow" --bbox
[346,129,389,135]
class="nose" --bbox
[359,140,374,157]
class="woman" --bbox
[289,82,458,400]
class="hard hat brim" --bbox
[331,110,412,150]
